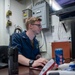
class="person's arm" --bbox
[18,54,48,68]
[32,58,48,68]
[11,33,48,67]
[18,54,30,66]
[11,33,30,66]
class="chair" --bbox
[0,46,8,63]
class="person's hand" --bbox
[32,58,48,68]
[36,54,41,59]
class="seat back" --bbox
[0,46,8,63]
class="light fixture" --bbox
[49,0,62,11]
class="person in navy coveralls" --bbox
[11,17,48,67]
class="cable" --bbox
[39,31,45,48]
[31,0,34,7]
[58,23,60,40]
[62,22,67,32]
[39,30,47,52]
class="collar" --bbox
[20,31,36,40]
[20,31,28,39]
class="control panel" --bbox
[32,1,51,29]
[22,9,32,23]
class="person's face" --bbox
[30,21,42,35]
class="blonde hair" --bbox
[25,17,42,30]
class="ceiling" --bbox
[55,0,75,8]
